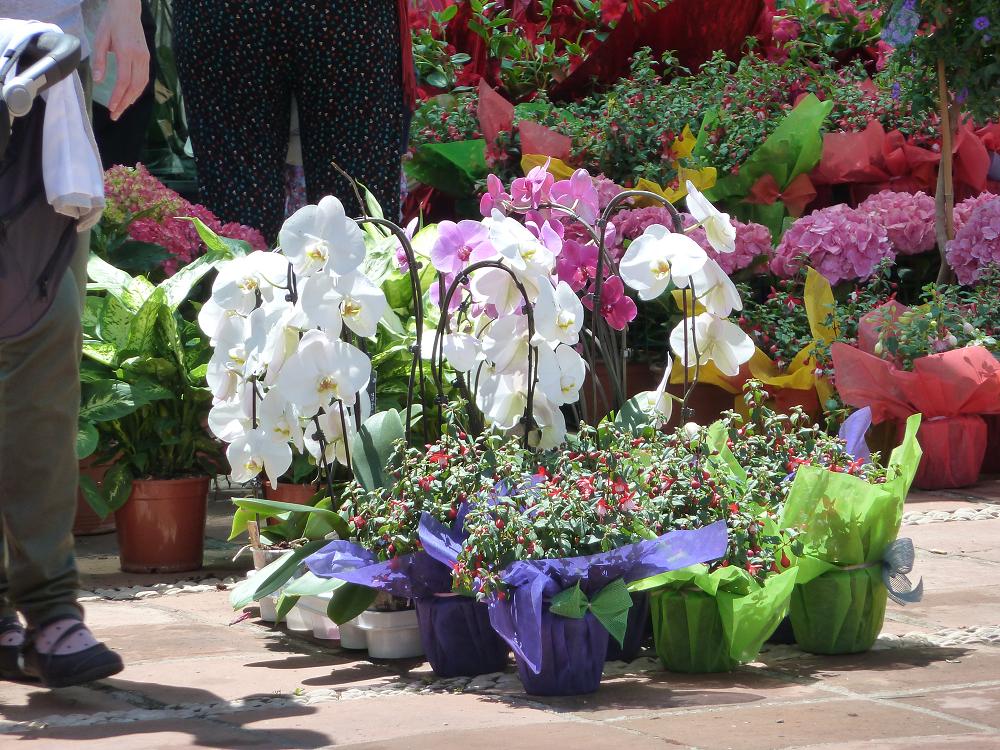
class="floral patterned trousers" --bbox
[173,0,406,243]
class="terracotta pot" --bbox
[263,482,318,526]
[74,458,116,536]
[115,476,210,573]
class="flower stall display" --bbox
[780,411,924,654]
[833,281,1000,489]
[945,195,1000,285]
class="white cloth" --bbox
[1,18,104,230]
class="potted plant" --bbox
[80,240,233,572]
[781,411,924,654]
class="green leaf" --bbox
[97,295,134,351]
[78,475,113,519]
[228,506,258,541]
[404,140,488,197]
[350,410,405,493]
[706,421,747,486]
[87,254,141,311]
[82,341,118,367]
[614,394,656,432]
[229,539,327,609]
[158,250,228,310]
[186,217,253,259]
[76,422,99,459]
[326,582,376,625]
[283,571,345,597]
[107,241,172,275]
[78,381,139,422]
[119,287,167,362]
[103,464,134,513]
[274,593,300,623]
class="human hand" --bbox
[92,0,149,120]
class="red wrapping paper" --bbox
[519,120,573,160]
[832,336,1000,489]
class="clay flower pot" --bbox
[74,458,116,536]
[115,476,210,573]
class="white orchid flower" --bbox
[198,298,247,344]
[304,402,355,467]
[482,314,531,374]
[534,280,584,347]
[685,181,736,254]
[279,195,366,278]
[527,393,567,450]
[633,358,674,424]
[276,329,371,416]
[476,367,528,431]
[210,251,289,314]
[208,387,254,443]
[207,337,249,403]
[300,269,387,338]
[619,225,708,300]
[227,428,292,487]
[258,388,304,452]
[442,332,481,372]
[471,212,556,314]
[670,312,754,377]
[259,305,307,387]
[688,258,743,318]
[554,344,586,405]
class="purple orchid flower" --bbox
[556,239,598,292]
[480,174,512,217]
[550,169,600,225]
[583,274,637,331]
[430,220,493,276]
[510,162,554,212]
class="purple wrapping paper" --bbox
[415,595,510,678]
[515,611,608,696]
[305,541,452,599]
[420,515,728,674]
[839,406,873,464]
[605,592,650,662]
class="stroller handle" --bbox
[2,31,81,117]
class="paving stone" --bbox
[893,685,1000,731]
[756,646,1000,696]
[0,682,138,725]
[217,692,563,747]
[907,519,1000,563]
[619,698,984,749]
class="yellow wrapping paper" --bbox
[669,268,837,414]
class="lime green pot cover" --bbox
[790,567,887,655]
[651,588,737,673]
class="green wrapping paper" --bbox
[633,565,798,673]
[780,414,923,654]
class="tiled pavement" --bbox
[2,481,1000,749]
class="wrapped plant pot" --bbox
[781,414,924,655]
[984,414,1000,475]
[415,594,509,678]
[605,591,650,662]
[905,415,987,490]
[636,566,797,673]
[515,610,608,696]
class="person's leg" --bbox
[0,270,83,629]
[292,0,406,220]
[173,0,292,242]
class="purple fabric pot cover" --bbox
[605,591,650,662]
[515,610,608,696]
[305,541,452,599]
[415,595,509,678]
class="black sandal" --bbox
[0,617,30,680]
[21,619,123,688]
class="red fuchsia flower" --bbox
[858,190,936,256]
[771,13,801,44]
[772,204,893,285]
[945,196,1000,285]
[583,274,637,330]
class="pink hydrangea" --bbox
[858,190,936,256]
[611,206,770,275]
[771,204,892,285]
[945,196,1000,285]
[103,164,267,276]
[954,191,997,232]
[592,174,625,212]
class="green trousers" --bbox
[0,257,85,627]
[0,62,92,628]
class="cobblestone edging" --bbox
[78,578,238,603]
[4,625,1000,735]
[902,505,1000,526]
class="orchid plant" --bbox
[430,162,754,445]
